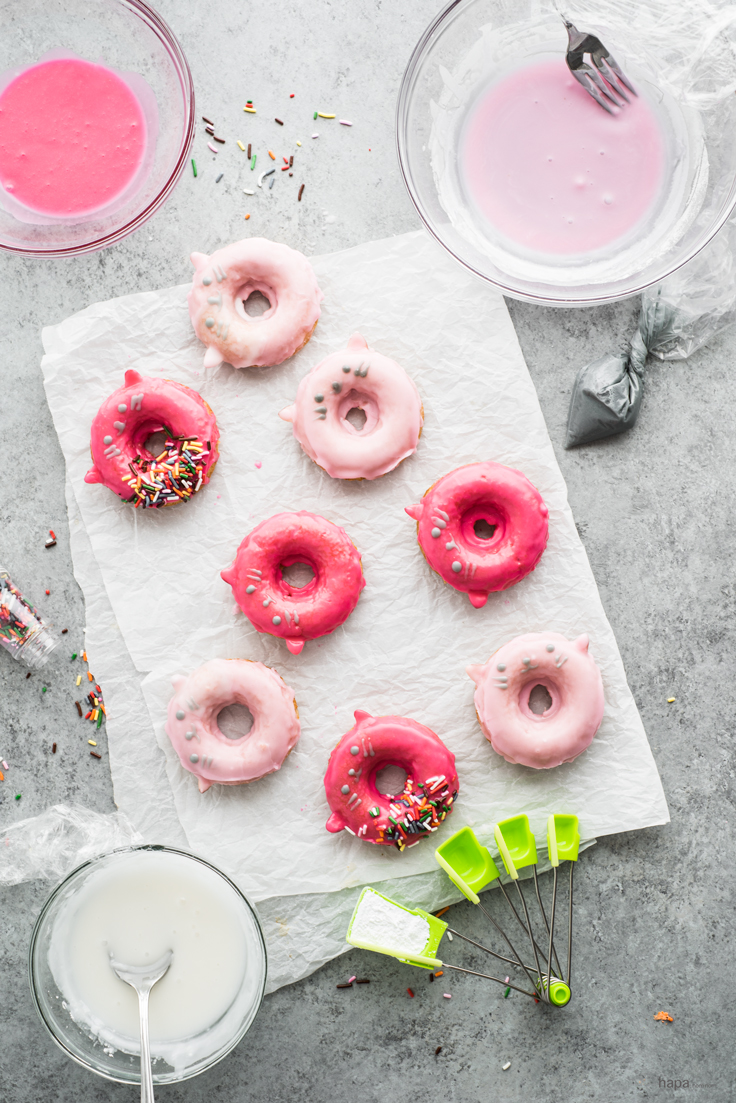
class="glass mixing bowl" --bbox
[29,846,267,1085]
[0,0,194,257]
[397,0,736,305]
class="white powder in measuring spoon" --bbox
[351,891,430,954]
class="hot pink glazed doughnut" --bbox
[467,632,604,769]
[278,333,423,479]
[221,511,365,655]
[165,658,300,793]
[84,369,219,508]
[405,461,549,608]
[324,710,459,850]
[187,238,323,369]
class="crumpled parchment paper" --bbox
[41,231,667,985]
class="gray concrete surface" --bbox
[0,1,733,1100]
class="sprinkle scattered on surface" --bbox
[503,986,511,998]
[245,214,251,220]
[90,751,102,759]
[45,589,50,595]
[88,740,97,746]
[654,1011,674,1021]
[446,932,453,941]
[667,697,676,703]
[202,115,214,125]
[237,140,245,151]
[244,106,257,114]
[45,537,56,548]
[336,982,352,989]
[191,159,197,177]
[207,142,218,154]
[75,701,82,717]
[52,743,56,754]
[435,906,450,917]
[298,184,305,201]
[268,150,276,160]
[340,119,353,126]
[356,978,369,984]
[275,117,284,125]
[296,140,302,146]
[247,143,252,159]
[443,993,452,999]
[15,793,21,800]
[214,135,226,144]
[407,988,414,998]
[435,1046,442,1055]
[215,173,224,183]
[76,675,81,686]
[502,1061,511,1071]
[61,628,68,634]
[311,133,319,139]
[317,112,335,118]
[243,189,254,195]
[251,154,257,170]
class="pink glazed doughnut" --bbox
[165,658,300,793]
[84,369,219,508]
[467,632,604,769]
[221,511,365,655]
[278,333,423,479]
[188,238,323,369]
[405,462,549,608]
[324,710,459,850]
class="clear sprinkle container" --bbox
[0,568,59,669]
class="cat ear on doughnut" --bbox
[574,634,590,652]
[466,663,485,685]
[346,332,369,351]
[190,251,209,272]
[171,674,186,690]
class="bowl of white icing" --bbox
[397,0,736,305]
[29,846,267,1084]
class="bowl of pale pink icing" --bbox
[0,0,194,257]
[397,0,736,305]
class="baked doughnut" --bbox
[324,710,459,850]
[221,511,365,655]
[84,369,219,508]
[405,461,548,607]
[188,238,323,369]
[279,333,423,479]
[165,658,300,792]
[467,632,604,768]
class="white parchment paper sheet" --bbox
[42,230,667,909]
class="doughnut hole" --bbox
[142,429,169,459]
[345,407,368,431]
[374,765,408,796]
[461,502,506,548]
[279,560,317,595]
[217,702,254,739]
[521,680,560,720]
[528,684,553,715]
[234,283,277,320]
[337,389,379,434]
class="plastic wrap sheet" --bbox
[40,231,668,983]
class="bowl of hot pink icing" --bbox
[397,0,736,305]
[0,0,194,256]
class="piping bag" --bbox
[565,221,736,447]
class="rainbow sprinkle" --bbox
[379,775,457,852]
[121,435,212,509]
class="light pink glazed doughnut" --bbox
[165,658,300,793]
[323,710,459,850]
[84,369,219,508]
[405,462,549,608]
[187,238,323,369]
[221,511,365,655]
[467,632,604,769]
[278,333,423,480]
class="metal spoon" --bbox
[109,950,173,1103]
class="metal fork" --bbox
[564,19,637,114]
